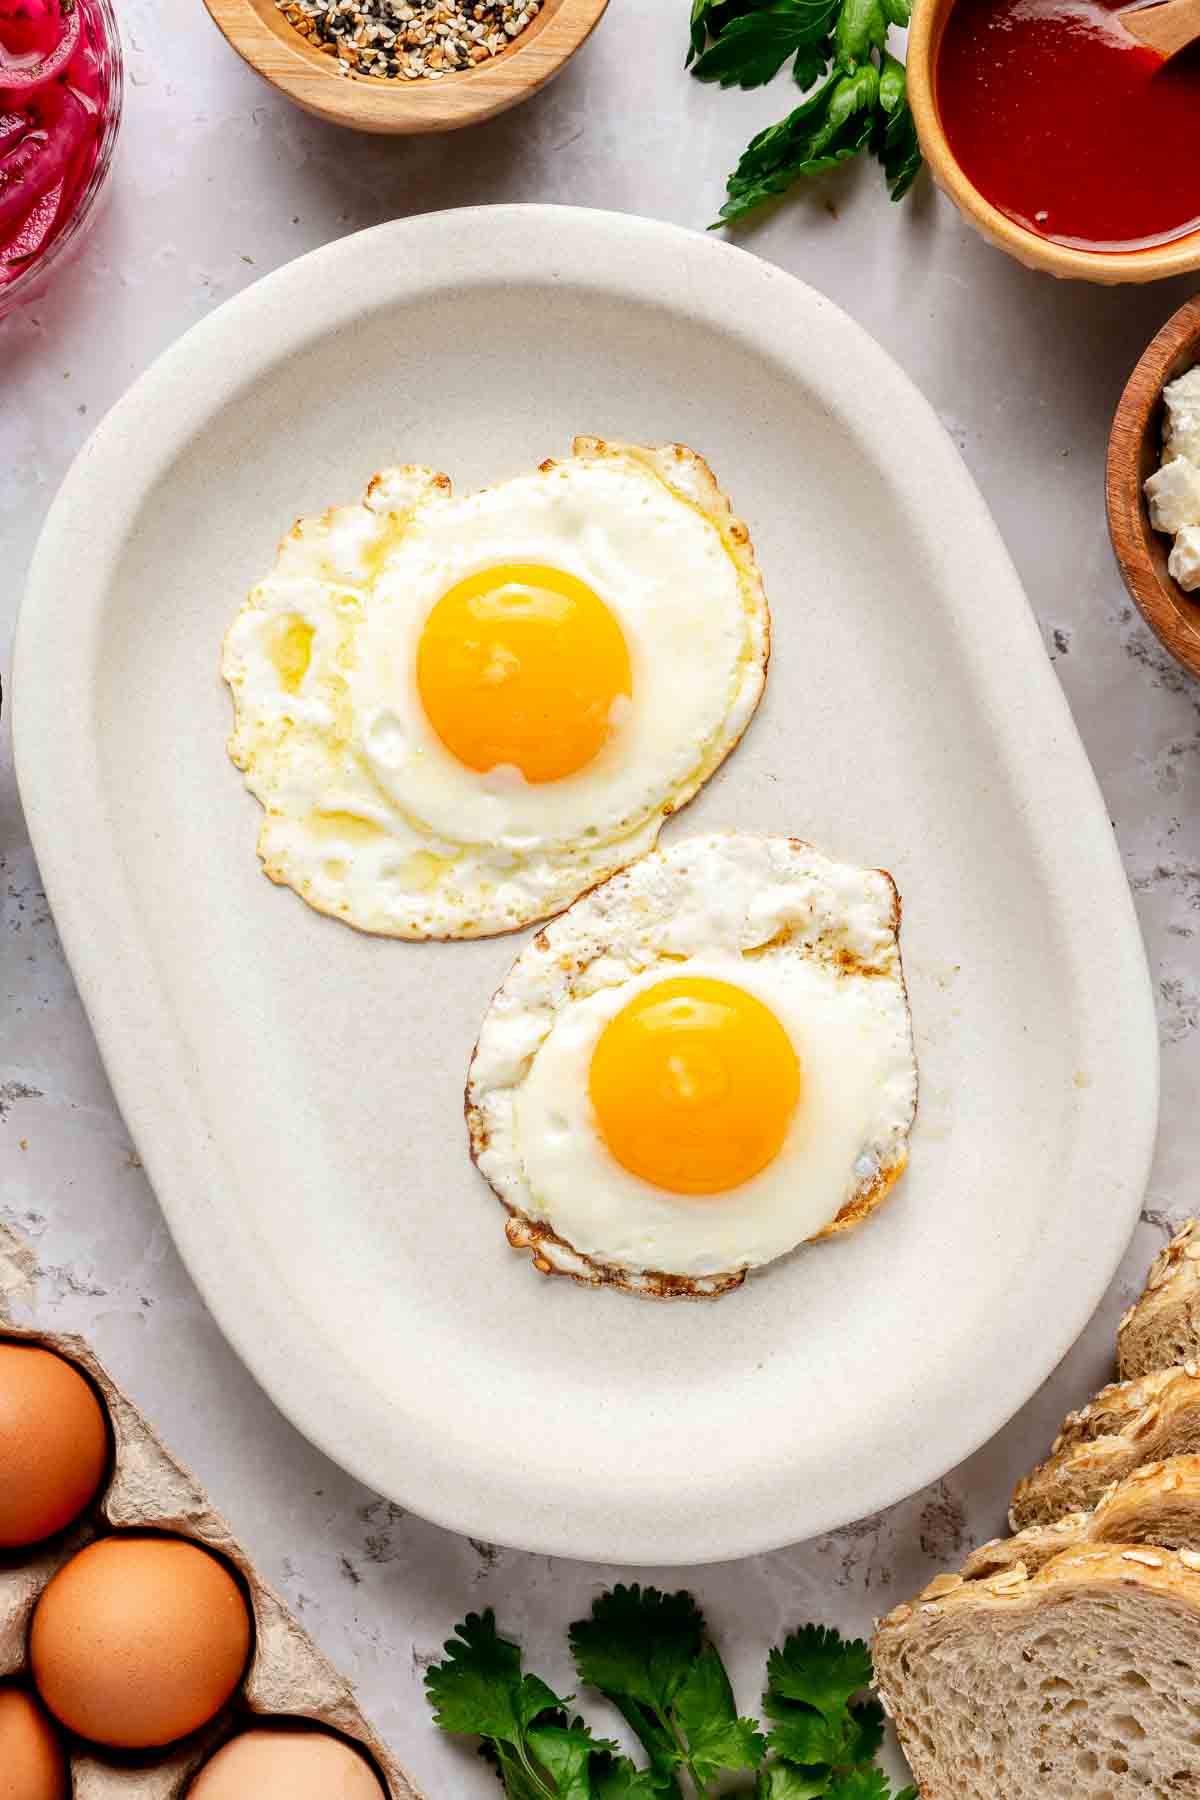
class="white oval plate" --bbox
[15,208,1158,1564]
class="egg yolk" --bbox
[415,564,632,783]
[588,976,801,1196]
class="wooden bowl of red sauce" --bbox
[908,0,1200,281]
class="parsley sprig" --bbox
[688,0,922,223]
[569,1585,765,1794]
[425,1611,657,1800]
[425,1589,915,1800]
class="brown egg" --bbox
[189,1725,386,1798]
[0,1683,69,1800]
[0,1342,109,1548]
[30,1533,252,1749]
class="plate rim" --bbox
[13,205,1160,1563]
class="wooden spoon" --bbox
[1122,0,1200,58]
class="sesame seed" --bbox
[275,0,541,78]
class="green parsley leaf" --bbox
[756,1766,833,1799]
[485,1746,548,1800]
[570,1586,704,1716]
[763,1703,846,1766]
[427,1614,600,1800]
[690,0,924,214]
[688,0,713,60]
[592,1758,669,1799]
[426,1612,567,1747]
[608,1705,683,1795]
[766,1694,883,1771]
[872,54,921,198]
[792,36,833,90]
[842,1698,885,1766]
[688,0,767,61]
[877,46,905,112]
[526,1722,616,1800]
[765,1626,875,1722]
[430,1596,913,1800]
[692,0,839,88]
[833,0,888,68]
[825,1770,897,1800]
[570,1586,762,1793]
[717,65,878,223]
[570,1586,700,1791]
[674,1645,767,1782]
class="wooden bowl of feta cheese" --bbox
[202,0,609,133]
[1108,293,1200,679]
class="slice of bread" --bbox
[965,1456,1200,1583]
[1010,1364,1200,1530]
[1048,1366,1185,1456]
[873,1545,1200,1798]
[1119,1219,1200,1380]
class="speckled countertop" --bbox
[1,2,1198,1793]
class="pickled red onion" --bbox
[0,171,61,268]
[0,83,84,233]
[0,0,80,92]
[0,109,26,152]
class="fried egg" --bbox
[222,439,769,939]
[466,835,918,1298]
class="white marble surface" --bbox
[1,2,1198,1793]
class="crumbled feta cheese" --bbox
[1144,363,1200,592]
[1164,367,1200,466]
[1170,524,1200,594]
[1145,455,1200,534]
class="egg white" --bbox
[467,834,918,1296]
[222,440,769,939]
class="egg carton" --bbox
[0,1280,423,1797]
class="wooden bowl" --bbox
[1107,293,1200,678]
[202,0,610,134]
[907,0,1200,284]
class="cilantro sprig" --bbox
[760,1625,915,1798]
[425,1591,914,1800]
[425,1611,655,1800]
[570,1585,765,1794]
[688,0,923,223]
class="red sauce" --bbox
[937,0,1200,251]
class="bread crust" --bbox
[1010,1363,1200,1530]
[1118,1218,1200,1380]
[964,1455,1200,1583]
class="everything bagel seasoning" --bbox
[274,0,542,78]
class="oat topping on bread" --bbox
[1010,1364,1200,1531]
[1119,1217,1200,1381]
[965,1455,1200,1583]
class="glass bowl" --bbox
[0,0,125,320]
